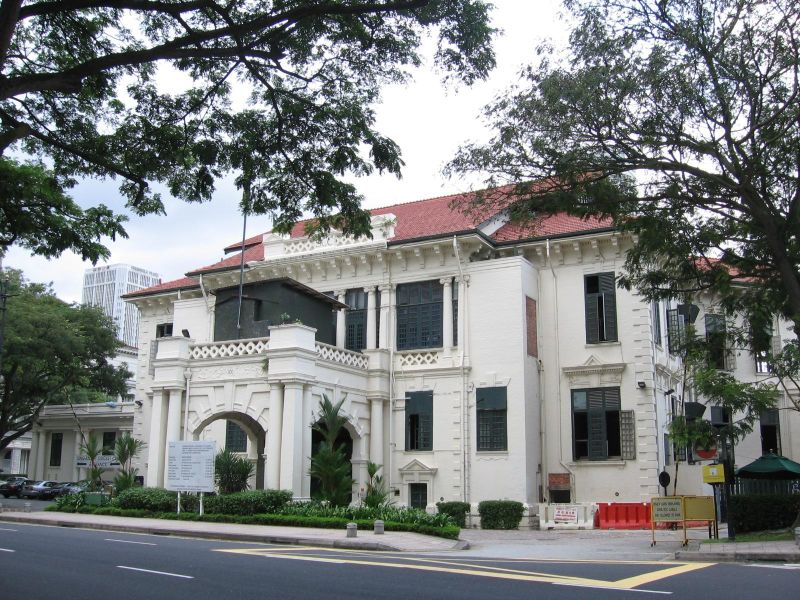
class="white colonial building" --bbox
[113,188,799,511]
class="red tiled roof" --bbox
[122,276,198,299]
[187,244,266,276]
[491,214,613,242]
[224,234,263,254]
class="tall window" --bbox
[572,387,634,460]
[396,281,443,350]
[344,289,368,351]
[102,431,116,455]
[405,391,433,451]
[752,318,774,374]
[651,301,662,346]
[705,314,728,370]
[584,273,618,343]
[476,387,507,451]
[49,432,63,467]
[452,283,459,346]
[760,409,781,455]
[226,421,248,453]
[666,308,686,355]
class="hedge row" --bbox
[729,494,800,533]
[436,501,471,528]
[113,488,294,515]
[48,505,460,539]
[478,500,524,529]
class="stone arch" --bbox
[192,411,267,490]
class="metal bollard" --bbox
[23,502,31,513]
[374,519,385,535]
[346,522,357,538]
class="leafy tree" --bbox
[309,395,353,507]
[0,1,495,261]
[362,461,391,509]
[113,432,146,493]
[215,448,254,494]
[0,269,130,453]
[448,0,800,345]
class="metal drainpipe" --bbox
[452,237,470,504]
[387,259,395,499]
[183,370,192,441]
[547,239,576,497]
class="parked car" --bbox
[0,478,33,498]
[20,480,62,500]
[59,481,90,495]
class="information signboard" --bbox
[651,497,684,522]
[75,454,120,468]
[553,506,579,524]
[166,441,216,493]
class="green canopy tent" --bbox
[736,453,800,480]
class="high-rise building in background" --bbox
[82,264,161,347]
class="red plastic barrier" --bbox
[596,502,651,529]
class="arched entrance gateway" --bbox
[192,412,266,490]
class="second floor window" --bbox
[345,289,368,351]
[584,273,618,343]
[405,391,433,451]
[49,432,63,467]
[705,314,729,370]
[397,281,443,350]
[476,387,507,451]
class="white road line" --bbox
[554,582,672,595]
[105,538,157,546]
[0,528,18,532]
[117,566,193,579]
[745,564,800,570]
[0,548,15,553]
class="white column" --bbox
[73,431,83,481]
[441,277,453,349]
[280,382,306,497]
[365,286,377,350]
[335,290,346,348]
[36,431,47,479]
[378,284,394,349]
[28,431,39,479]
[146,390,166,487]
[164,388,183,487]
[266,383,284,489]
[369,398,384,467]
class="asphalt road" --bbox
[0,497,54,511]
[1,523,798,599]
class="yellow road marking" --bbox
[214,547,716,590]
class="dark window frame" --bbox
[584,273,618,343]
[705,314,729,370]
[405,391,433,451]
[102,431,116,455]
[396,281,444,350]
[344,288,368,351]
[760,408,781,455]
[571,387,628,461]
[476,387,507,451]
[156,323,173,338]
[225,420,248,453]
[49,432,63,467]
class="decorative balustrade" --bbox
[396,350,441,369]
[315,342,369,370]
[189,338,269,360]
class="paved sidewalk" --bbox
[2,511,797,562]
[0,511,462,553]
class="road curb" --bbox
[675,550,800,563]
[0,513,458,553]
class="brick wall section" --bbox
[526,296,538,357]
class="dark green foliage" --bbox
[114,487,180,512]
[729,495,800,533]
[436,501,471,527]
[309,396,353,506]
[202,490,293,516]
[1,2,495,257]
[0,269,131,454]
[277,501,454,528]
[478,500,524,529]
[215,449,255,494]
[113,433,146,494]
[448,0,800,344]
[362,461,391,509]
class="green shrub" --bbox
[114,487,179,512]
[54,491,85,511]
[436,501,471,528]
[478,500,524,529]
[729,494,800,533]
[277,501,454,527]
[203,490,293,515]
[215,449,255,494]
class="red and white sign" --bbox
[693,443,718,461]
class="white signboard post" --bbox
[166,441,216,515]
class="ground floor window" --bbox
[760,408,781,455]
[49,432,63,467]
[409,483,427,509]
[572,387,635,461]
[226,421,248,453]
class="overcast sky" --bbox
[5,1,568,303]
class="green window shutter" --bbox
[599,272,618,341]
[585,276,600,344]
[587,389,607,460]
